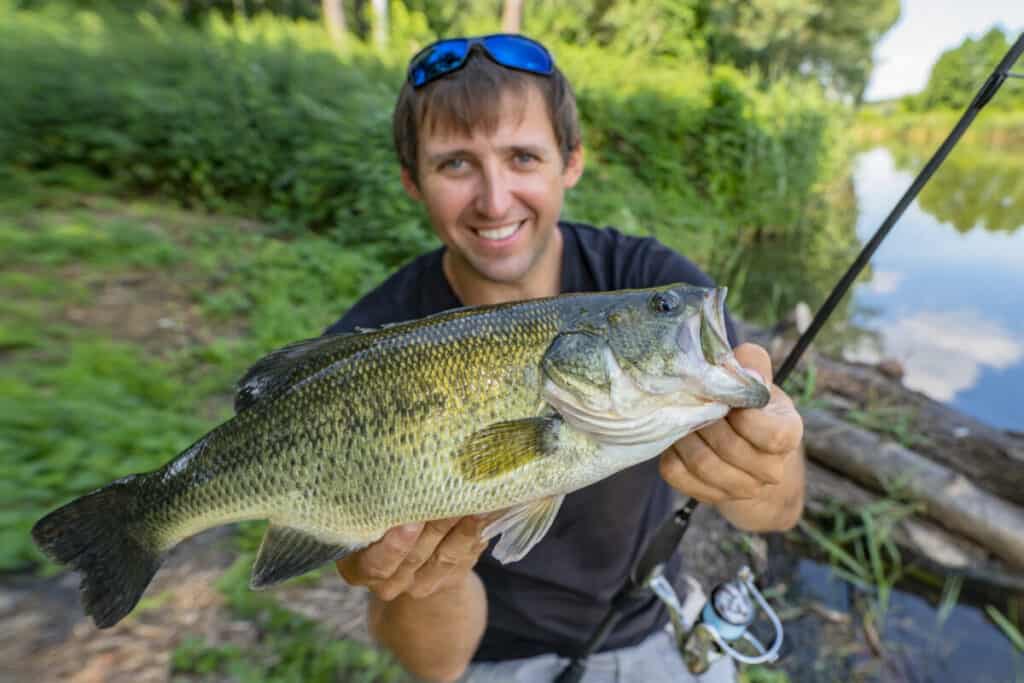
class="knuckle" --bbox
[689,451,717,479]
[361,559,396,582]
[658,451,683,480]
[432,547,463,570]
[407,582,434,599]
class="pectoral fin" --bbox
[455,417,560,482]
[483,495,565,564]
[250,524,361,589]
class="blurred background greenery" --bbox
[5,1,1021,680]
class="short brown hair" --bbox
[393,45,581,184]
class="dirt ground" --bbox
[3,506,774,683]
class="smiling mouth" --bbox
[473,220,525,242]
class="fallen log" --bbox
[811,354,1024,506]
[804,461,1024,594]
[800,407,1024,570]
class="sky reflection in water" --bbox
[848,147,1024,431]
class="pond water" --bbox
[775,555,1024,683]
[844,145,1024,432]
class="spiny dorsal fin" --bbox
[250,524,360,589]
[455,418,560,482]
[234,334,367,413]
[482,495,565,563]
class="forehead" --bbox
[418,84,557,152]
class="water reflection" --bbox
[845,309,1023,402]
[849,145,1024,430]
[729,141,1024,431]
[889,143,1024,235]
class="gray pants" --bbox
[457,629,736,683]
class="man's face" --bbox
[402,85,584,287]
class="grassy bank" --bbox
[854,107,1024,147]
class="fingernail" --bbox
[400,523,423,536]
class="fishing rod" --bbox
[556,30,1024,683]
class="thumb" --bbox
[732,343,773,386]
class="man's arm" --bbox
[368,572,486,683]
[659,343,806,532]
[336,517,491,683]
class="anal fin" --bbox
[250,524,360,589]
[483,494,565,564]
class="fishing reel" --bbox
[648,565,784,675]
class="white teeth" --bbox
[477,222,521,241]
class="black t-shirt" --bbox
[325,221,736,660]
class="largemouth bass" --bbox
[32,283,769,628]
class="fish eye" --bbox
[649,291,680,314]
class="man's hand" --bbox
[336,516,491,600]
[659,343,805,531]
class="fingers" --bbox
[375,517,460,600]
[337,523,424,585]
[726,384,803,456]
[732,343,773,385]
[336,516,490,601]
[408,516,490,598]
[659,435,761,503]
[727,343,803,456]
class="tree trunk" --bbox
[322,0,347,48]
[371,0,388,50]
[501,0,524,34]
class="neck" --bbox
[443,227,563,307]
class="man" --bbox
[328,34,805,683]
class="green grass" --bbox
[170,551,409,683]
[0,185,384,571]
[797,493,923,629]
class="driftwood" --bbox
[804,461,1024,594]
[801,407,1024,570]
[811,354,1024,506]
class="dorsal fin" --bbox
[234,334,365,413]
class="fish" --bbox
[31,283,769,629]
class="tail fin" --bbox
[31,475,163,628]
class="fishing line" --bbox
[557,30,1024,683]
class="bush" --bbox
[0,0,846,270]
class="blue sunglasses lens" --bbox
[409,39,469,88]
[408,35,553,88]
[483,35,553,75]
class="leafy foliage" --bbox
[906,27,1023,112]
[696,0,901,102]
[0,0,849,318]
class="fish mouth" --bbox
[689,287,771,409]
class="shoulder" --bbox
[561,221,716,291]
[323,249,443,335]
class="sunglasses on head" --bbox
[407,34,555,89]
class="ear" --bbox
[400,166,422,201]
[562,145,585,189]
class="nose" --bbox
[474,165,514,218]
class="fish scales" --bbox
[31,284,772,628]
[142,298,573,550]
